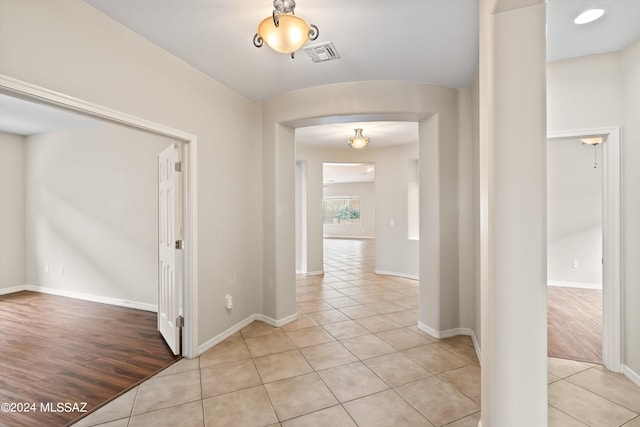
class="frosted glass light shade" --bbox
[257,14,311,54]
[348,129,369,149]
[580,137,603,145]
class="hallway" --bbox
[73,239,640,426]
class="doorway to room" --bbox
[547,136,603,363]
[321,162,376,278]
[0,78,198,358]
[546,127,621,371]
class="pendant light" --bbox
[253,0,319,58]
[348,129,369,149]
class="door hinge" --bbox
[175,161,182,172]
[175,239,184,250]
[176,316,184,328]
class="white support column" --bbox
[479,1,548,425]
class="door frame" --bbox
[547,126,621,372]
[0,74,199,358]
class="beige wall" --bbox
[457,87,476,335]
[547,52,622,131]
[0,0,263,349]
[24,124,174,307]
[621,39,640,378]
[547,138,603,287]
[0,132,25,291]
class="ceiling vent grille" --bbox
[303,42,341,63]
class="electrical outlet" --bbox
[225,294,233,310]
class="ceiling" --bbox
[1,0,638,144]
[547,0,640,62]
[297,121,418,149]
[323,163,375,185]
[86,0,479,103]
[84,0,640,103]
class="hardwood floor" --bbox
[0,291,180,427]
[547,286,602,364]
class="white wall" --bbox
[0,0,263,349]
[375,143,420,278]
[457,87,476,336]
[547,139,603,287]
[23,124,174,306]
[621,38,640,379]
[471,73,481,350]
[548,41,640,377]
[548,52,622,131]
[323,181,375,239]
[0,132,25,291]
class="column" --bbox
[479,0,548,425]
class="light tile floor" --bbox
[73,239,640,427]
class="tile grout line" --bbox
[560,366,640,416]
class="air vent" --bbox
[303,42,341,63]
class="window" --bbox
[323,196,360,225]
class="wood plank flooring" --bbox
[547,286,602,364]
[0,291,180,427]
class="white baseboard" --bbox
[623,364,640,388]
[197,312,298,356]
[547,280,602,290]
[418,321,481,364]
[256,312,298,328]
[1,284,157,312]
[197,315,258,355]
[323,236,375,240]
[375,270,419,281]
[0,285,28,295]
[300,271,324,276]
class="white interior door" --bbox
[158,143,183,355]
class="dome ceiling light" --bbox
[348,128,369,149]
[580,136,604,168]
[253,0,319,59]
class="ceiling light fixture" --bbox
[253,0,319,58]
[348,128,369,149]
[574,9,605,25]
[580,137,603,145]
[580,137,604,168]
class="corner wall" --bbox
[0,132,25,292]
[24,124,174,307]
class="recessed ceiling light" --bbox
[574,9,605,25]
